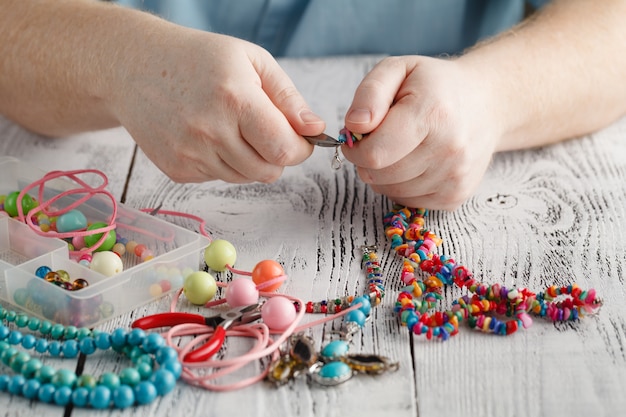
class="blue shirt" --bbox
[115,0,548,57]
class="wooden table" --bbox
[1,56,625,417]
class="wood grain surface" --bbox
[1,56,625,417]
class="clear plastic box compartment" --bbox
[0,157,210,327]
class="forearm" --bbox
[459,0,626,151]
[0,0,169,136]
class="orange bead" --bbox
[251,260,285,292]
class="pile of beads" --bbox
[384,205,603,340]
[0,303,182,409]
[34,266,89,291]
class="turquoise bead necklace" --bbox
[0,303,182,409]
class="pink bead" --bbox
[401,271,414,284]
[519,312,533,329]
[261,296,296,331]
[140,249,154,261]
[72,235,86,250]
[225,278,259,308]
[79,253,92,263]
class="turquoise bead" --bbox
[21,334,37,349]
[48,341,62,357]
[35,338,48,353]
[76,327,92,340]
[53,386,73,406]
[27,317,40,331]
[134,381,157,405]
[63,326,78,340]
[8,330,22,345]
[344,309,366,327]
[79,337,97,355]
[136,362,153,380]
[320,340,350,361]
[318,361,352,380]
[0,374,10,391]
[161,358,183,379]
[37,383,56,403]
[22,379,41,399]
[150,369,176,395]
[61,340,79,358]
[127,328,146,346]
[142,333,165,354]
[71,387,90,407]
[155,346,178,364]
[0,325,9,340]
[8,375,26,395]
[94,332,112,350]
[56,209,88,233]
[10,351,30,373]
[351,296,372,316]
[39,321,52,334]
[113,385,135,409]
[89,385,112,409]
[111,328,127,349]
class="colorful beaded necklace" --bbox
[383,206,602,340]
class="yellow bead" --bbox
[149,283,163,297]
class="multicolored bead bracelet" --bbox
[384,205,603,340]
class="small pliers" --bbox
[304,133,342,147]
[131,303,263,362]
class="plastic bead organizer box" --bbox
[0,157,211,328]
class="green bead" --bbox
[13,289,29,306]
[52,368,77,387]
[39,321,52,334]
[183,271,217,305]
[0,341,9,355]
[50,324,65,339]
[35,365,56,383]
[119,367,141,387]
[76,374,97,389]
[203,239,237,272]
[1,347,18,365]
[27,317,40,331]
[84,222,116,251]
[98,372,120,390]
[136,362,153,380]
[63,326,78,340]
[135,354,154,368]
[5,310,16,322]
[77,328,92,341]
[10,351,30,373]
[0,306,5,319]
[14,313,29,328]
[21,358,43,378]
[3,191,36,217]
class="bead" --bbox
[72,278,89,290]
[344,309,367,327]
[55,209,87,233]
[150,369,177,395]
[37,383,56,403]
[119,367,141,387]
[89,385,112,409]
[261,296,296,331]
[3,191,36,217]
[99,372,121,390]
[84,222,116,251]
[182,271,217,305]
[315,361,353,385]
[35,266,52,279]
[52,368,77,387]
[8,375,26,395]
[113,385,135,409]
[203,239,237,272]
[22,379,41,399]
[134,381,157,405]
[112,242,126,256]
[71,387,90,407]
[90,251,124,277]
[251,259,285,292]
[320,340,350,361]
[53,386,73,406]
[225,278,259,307]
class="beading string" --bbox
[384,206,602,340]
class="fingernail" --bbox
[299,109,322,125]
[346,108,371,124]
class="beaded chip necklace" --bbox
[384,206,602,340]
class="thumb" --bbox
[253,52,326,136]
[345,57,410,134]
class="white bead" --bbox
[90,251,124,277]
